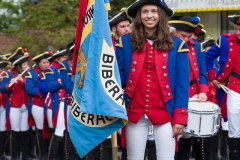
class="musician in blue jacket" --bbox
[0,55,11,160]
[205,11,240,160]
[45,46,68,159]
[116,0,190,159]
[169,16,208,160]
[25,52,52,160]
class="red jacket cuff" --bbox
[207,70,216,81]
[172,108,188,126]
[199,84,208,93]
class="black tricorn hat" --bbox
[109,8,132,27]
[127,0,174,18]
[7,47,29,67]
[228,11,240,25]
[202,37,215,49]
[169,16,200,33]
[32,51,53,62]
[52,46,68,58]
[0,55,9,68]
[67,38,75,51]
[195,23,207,42]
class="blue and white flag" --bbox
[68,0,128,158]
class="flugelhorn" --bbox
[8,67,30,87]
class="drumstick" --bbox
[8,67,29,87]
[220,84,229,93]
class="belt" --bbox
[231,71,240,80]
[190,79,197,86]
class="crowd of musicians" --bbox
[0,0,240,160]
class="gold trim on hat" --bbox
[53,49,67,57]
[168,20,198,27]
[201,29,207,34]
[32,52,49,61]
[109,8,131,24]
[12,56,28,66]
[7,47,22,61]
[228,15,240,18]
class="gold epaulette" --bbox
[216,37,221,48]
[60,63,66,71]
[26,71,32,78]
[115,37,123,48]
[41,73,46,80]
[178,41,189,53]
[45,68,54,75]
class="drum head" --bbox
[188,101,219,112]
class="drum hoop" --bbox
[188,109,219,114]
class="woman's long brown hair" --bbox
[130,6,174,52]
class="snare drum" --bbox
[184,101,220,137]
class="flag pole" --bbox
[71,0,88,79]
[111,132,118,160]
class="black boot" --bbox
[0,131,8,160]
[28,129,37,159]
[4,132,11,157]
[20,131,32,160]
[212,133,220,160]
[36,129,48,160]
[146,140,157,160]
[194,137,212,160]
[47,134,64,160]
[175,137,193,160]
[228,138,240,160]
[11,131,20,160]
[220,130,228,160]
[100,138,112,160]
[64,131,81,160]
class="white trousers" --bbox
[47,108,53,128]
[126,116,175,160]
[0,105,6,131]
[55,101,66,137]
[227,89,240,138]
[10,105,29,131]
[31,105,44,130]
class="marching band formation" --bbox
[0,0,240,160]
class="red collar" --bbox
[228,34,238,41]
[187,39,195,45]
[51,61,61,69]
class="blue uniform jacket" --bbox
[116,34,190,124]
[205,33,239,119]
[45,61,66,126]
[60,60,74,95]
[0,71,12,130]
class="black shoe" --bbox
[228,138,240,160]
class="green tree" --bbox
[109,0,135,15]
[4,0,79,55]
[1,0,133,55]
[0,0,21,32]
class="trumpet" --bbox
[8,67,30,87]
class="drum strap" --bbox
[231,71,240,80]
[190,78,197,86]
